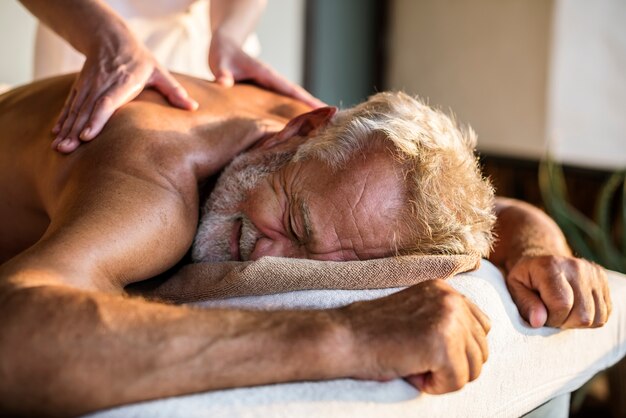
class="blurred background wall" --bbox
[385,0,626,170]
[0,1,36,86]
[1,0,624,177]
[304,0,385,108]
[386,0,552,163]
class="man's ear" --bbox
[257,106,337,150]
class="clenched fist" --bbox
[340,279,491,394]
[505,255,611,328]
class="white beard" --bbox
[191,147,296,262]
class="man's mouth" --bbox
[230,218,242,261]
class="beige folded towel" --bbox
[142,253,481,304]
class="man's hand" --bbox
[490,198,613,329]
[209,32,325,109]
[341,280,490,394]
[52,42,198,154]
[505,255,611,328]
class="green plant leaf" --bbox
[595,171,624,240]
[622,175,626,256]
[539,159,626,272]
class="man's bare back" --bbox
[0,74,308,265]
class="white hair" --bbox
[294,92,495,257]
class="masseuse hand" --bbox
[209,31,325,109]
[52,38,198,154]
[505,255,611,328]
[343,280,490,394]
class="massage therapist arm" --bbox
[489,197,611,328]
[209,0,324,108]
[19,0,198,154]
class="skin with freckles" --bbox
[0,74,609,416]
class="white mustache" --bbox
[192,145,297,262]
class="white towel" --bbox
[87,261,626,418]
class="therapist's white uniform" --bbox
[33,0,260,81]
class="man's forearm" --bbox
[0,282,349,417]
[210,0,266,45]
[489,197,572,272]
[19,0,132,56]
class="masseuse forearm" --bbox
[210,0,266,45]
[0,283,349,417]
[19,0,132,55]
[489,197,572,272]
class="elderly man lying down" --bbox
[0,74,610,417]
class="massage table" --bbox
[86,260,626,417]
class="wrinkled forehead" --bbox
[281,147,408,260]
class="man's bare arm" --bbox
[0,273,343,416]
[489,197,611,328]
[0,264,489,417]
